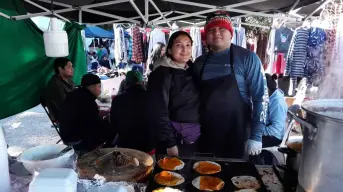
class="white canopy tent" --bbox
[0,0,330,29]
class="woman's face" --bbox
[160,47,166,56]
[168,35,192,64]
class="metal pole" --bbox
[12,8,75,20]
[82,8,140,24]
[151,11,173,22]
[36,0,72,8]
[149,0,172,27]
[81,0,129,9]
[23,0,69,22]
[129,0,148,23]
[89,12,170,25]
[79,10,82,23]
[304,0,332,20]
[0,12,11,19]
[145,0,149,23]
[173,11,206,18]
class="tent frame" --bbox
[0,0,325,29]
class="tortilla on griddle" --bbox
[154,171,184,186]
[158,157,185,171]
[235,189,256,192]
[192,176,225,191]
[152,187,182,192]
[231,176,261,190]
[193,161,221,174]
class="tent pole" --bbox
[304,0,332,20]
[154,0,269,24]
[81,0,129,9]
[151,11,173,22]
[36,0,72,8]
[0,12,11,20]
[82,8,140,24]
[129,0,148,24]
[145,0,149,23]
[89,12,170,25]
[149,0,172,27]
[174,11,206,19]
[23,0,69,22]
[79,10,82,23]
[12,8,75,20]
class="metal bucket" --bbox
[288,99,343,192]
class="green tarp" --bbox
[0,0,87,119]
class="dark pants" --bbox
[262,136,282,148]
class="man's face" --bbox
[89,83,102,98]
[59,61,74,77]
[206,26,232,52]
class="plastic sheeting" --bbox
[0,0,87,119]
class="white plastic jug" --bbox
[0,125,10,192]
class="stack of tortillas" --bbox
[232,176,261,191]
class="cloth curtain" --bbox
[0,0,86,119]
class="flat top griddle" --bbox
[146,156,268,192]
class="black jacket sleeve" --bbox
[147,68,176,148]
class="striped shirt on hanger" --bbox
[285,27,310,77]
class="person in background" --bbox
[263,74,288,147]
[146,42,166,74]
[44,57,75,122]
[59,74,116,152]
[148,31,201,157]
[110,70,154,154]
[193,11,268,158]
[99,55,111,70]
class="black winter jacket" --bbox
[110,86,155,153]
[148,66,200,148]
[59,87,115,151]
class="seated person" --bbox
[110,71,154,154]
[99,55,111,70]
[263,74,288,148]
[44,57,75,122]
[59,74,116,152]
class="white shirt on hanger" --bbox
[190,26,202,61]
[148,28,166,58]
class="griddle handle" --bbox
[193,152,216,158]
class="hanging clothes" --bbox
[273,53,286,74]
[304,27,326,85]
[190,26,202,61]
[148,28,166,58]
[285,27,310,78]
[256,33,268,65]
[232,27,247,48]
[274,26,294,55]
[265,28,276,74]
[131,26,144,63]
[114,25,127,64]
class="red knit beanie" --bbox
[204,11,233,38]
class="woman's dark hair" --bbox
[149,42,166,65]
[166,31,193,59]
[53,57,70,74]
[265,73,277,91]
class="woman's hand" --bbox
[167,146,179,157]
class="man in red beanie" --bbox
[193,11,268,158]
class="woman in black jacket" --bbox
[148,31,200,157]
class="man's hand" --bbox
[246,139,262,155]
[167,146,179,157]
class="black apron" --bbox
[198,47,252,159]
